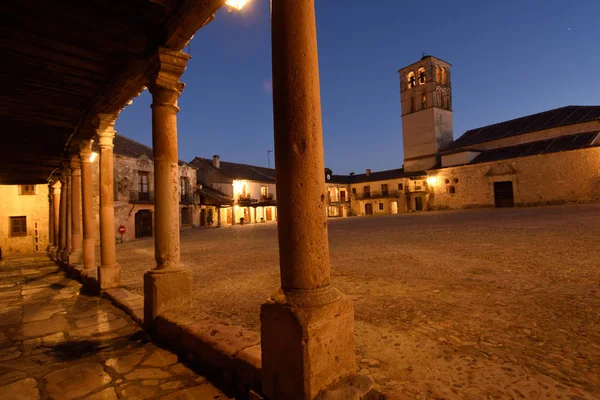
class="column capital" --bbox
[70,154,81,173]
[93,113,119,148]
[79,140,95,164]
[147,47,190,105]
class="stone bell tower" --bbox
[399,55,453,171]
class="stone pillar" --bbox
[80,141,96,274]
[254,207,257,224]
[69,155,83,264]
[217,207,221,227]
[261,0,356,398]
[47,186,55,254]
[51,180,61,259]
[95,114,121,289]
[61,164,72,263]
[58,174,68,262]
[144,48,192,327]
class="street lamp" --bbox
[90,152,98,162]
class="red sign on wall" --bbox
[118,225,126,234]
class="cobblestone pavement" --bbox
[114,204,600,399]
[0,255,230,400]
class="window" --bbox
[352,188,357,195]
[340,190,346,202]
[407,71,416,89]
[381,184,389,196]
[398,183,403,191]
[441,67,447,85]
[421,94,427,109]
[138,172,149,201]
[449,186,456,194]
[327,190,332,203]
[261,186,268,200]
[10,216,27,237]
[414,182,422,191]
[442,89,449,109]
[453,178,459,183]
[181,208,192,225]
[418,67,426,85]
[379,203,384,210]
[181,177,191,203]
[435,65,441,82]
[363,186,371,198]
[19,185,36,195]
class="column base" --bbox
[68,250,83,266]
[99,263,121,290]
[260,286,356,400]
[50,247,58,260]
[144,268,192,329]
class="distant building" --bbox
[190,156,277,226]
[107,135,199,242]
[0,184,49,254]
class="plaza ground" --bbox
[0,255,231,399]
[115,204,599,399]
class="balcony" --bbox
[180,193,193,204]
[238,194,255,206]
[130,191,154,203]
[353,190,403,200]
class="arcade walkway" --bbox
[0,254,229,400]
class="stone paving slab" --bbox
[0,254,231,400]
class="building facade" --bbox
[109,135,199,242]
[190,156,277,226]
[0,184,50,254]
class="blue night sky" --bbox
[116,0,600,175]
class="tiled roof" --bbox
[445,106,600,151]
[109,134,190,166]
[197,182,233,205]
[190,157,275,183]
[468,131,599,165]
[327,168,426,185]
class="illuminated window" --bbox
[435,65,441,82]
[10,216,27,237]
[421,94,427,109]
[441,67,447,85]
[407,71,416,89]
[19,185,36,195]
[418,67,426,85]
[261,186,268,198]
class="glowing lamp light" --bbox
[232,180,244,194]
[90,152,99,162]
[225,0,250,11]
[426,176,437,187]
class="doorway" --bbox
[494,181,514,207]
[200,209,206,226]
[227,208,232,224]
[365,203,373,215]
[135,210,152,238]
[266,207,273,221]
[415,196,423,211]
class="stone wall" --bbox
[0,185,49,255]
[428,147,600,209]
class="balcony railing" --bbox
[261,193,274,201]
[352,190,403,200]
[180,193,193,204]
[130,191,154,203]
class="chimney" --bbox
[366,169,371,176]
[350,172,355,176]
[213,155,220,169]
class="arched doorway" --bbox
[135,210,152,238]
[365,203,373,215]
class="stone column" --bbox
[61,164,72,263]
[47,186,55,254]
[69,155,83,264]
[144,48,192,326]
[217,206,221,227]
[261,0,356,398]
[254,207,257,224]
[95,114,121,289]
[58,174,68,263]
[80,141,96,274]
[51,180,61,260]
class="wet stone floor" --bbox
[0,254,230,400]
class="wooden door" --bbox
[135,210,152,238]
[227,208,232,224]
[365,203,373,215]
[494,181,514,207]
[415,196,423,211]
[266,207,273,221]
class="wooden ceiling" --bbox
[0,0,223,184]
